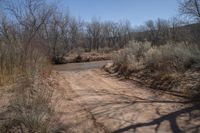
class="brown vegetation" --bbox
[64,49,117,63]
[0,0,200,132]
[0,0,132,131]
[0,75,57,133]
[0,0,55,132]
[106,41,200,100]
[105,0,200,100]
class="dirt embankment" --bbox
[104,63,200,101]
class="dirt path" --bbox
[53,61,200,133]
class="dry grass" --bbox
[0,43,54,133]
[0,75,56,133]
[0,44,51,86]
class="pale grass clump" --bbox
[0,76,56,133]
[113,49,128,66]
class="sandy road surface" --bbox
[53,61,200,133]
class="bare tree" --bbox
[44,13,71,64]
[3,0,54,69]
[86,19,102,51]
[133,25,147,42]
[0,0,55,79]
[179,0,200,21]
[69,17,84,50]
[116,20,132,48]
[144,19,171,46]
[145,20,157,45]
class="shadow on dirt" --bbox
[75,84,200,133]
[112,104,200,133]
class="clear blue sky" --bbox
[53,0,179,26]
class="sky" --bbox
[53,0,180,26]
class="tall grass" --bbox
[0,41,51,85]
[0,40,54,132]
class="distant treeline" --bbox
[1,0,200,66]
[0,0,133,64]
[133,18,200,46]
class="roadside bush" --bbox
[114,41,200,74]
[113,41,151,73]
[127,41,151,62]
[113,49,128,66]
[145,43,200,71]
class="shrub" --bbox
[113,41,151,73]
[114,41,200,73]
[113,49,128,65]
[144,43,200,71]
[127,41,151,62]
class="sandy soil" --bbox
[53,61,200,133]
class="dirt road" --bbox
[53,61,200,133]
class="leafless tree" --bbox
[69,17,84,50]
[144,19,171,46]
[133,25,147,42]
[117,20,132,48]
[43,13,71,64]
[145,20,157,45]
[3,0,54,68]
[86,18,102,51]
[0,0,55,82]
[179,0,200,21]
[169,17,190,44]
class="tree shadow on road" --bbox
[112,104,200,133]
[76,85,200,133]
